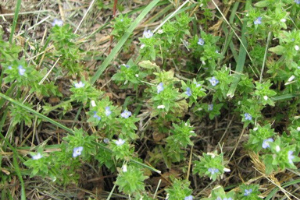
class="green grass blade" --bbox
[130,159,161,174]
[13,153,26,200]
[0,109,8,134]
[226,0,251,98]
[0,92,74,134]
[0,83,16,111]
[9,0,22,43]
[0,131,25,199]
[265,178,300,200]
[90,0,160,85]
[221,26,237,63]
[271,93,300,101]
[143,3,173,24]
[221,2,239,64]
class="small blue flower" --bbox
[105,106,112,116]
[8,66,12,70]
[244,113,252,121]
[254,17,262,25]
[262,138,273,149]
[52,19,63,27]
[115,138,125,146]
[32,153,42,160]
[288,151,295,164]
[195,82,201,88]
[73,146,83,158]
[197,38,204,45]
[121,110,132,118]
[18,65,25,76]
[208,104,213,111]
[208,167,219,175]
[184,195,193,200]
[244,188,253,196]
[143,30,153,38]
[157,82,164,94]
[186,87,192,97]
[74,81,85,88]
[93,112,101,120]
[209,77,219,86]
[120,64,130,68]
[295,0,300,4]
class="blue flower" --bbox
[18,65,25,76]
[208,167,219,175]
[262,138,273,149]
[120,64,130,68]
[157,82,164,94]
[8,66,12,70]
[143,30,153,38]
[93,112,101,120]
[244,188,253,196]
[209,77,219,86]
[186,87,192,97]
[288,151,295,164]
[105,106,112,116]
[197,38,204,45]
[208,104,213,111]
[254,17,262,25]
[244,113,252,121]
[52,19,63,27]
[74,81,85,88]
[184,195,193,200]
[195,82,201,88]
[32,153,42,160]
[73,146,83,158]
[295,0,300,4]
[115,138,125,146]
[121,110,132,118]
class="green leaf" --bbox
[254,1,270,7]
[268,45,285,55]
[138,60,159,70]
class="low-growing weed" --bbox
[1,0,300,199]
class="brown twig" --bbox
[108,0,118,54]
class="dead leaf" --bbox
[152,131,167,142]
[207,0,221,10]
